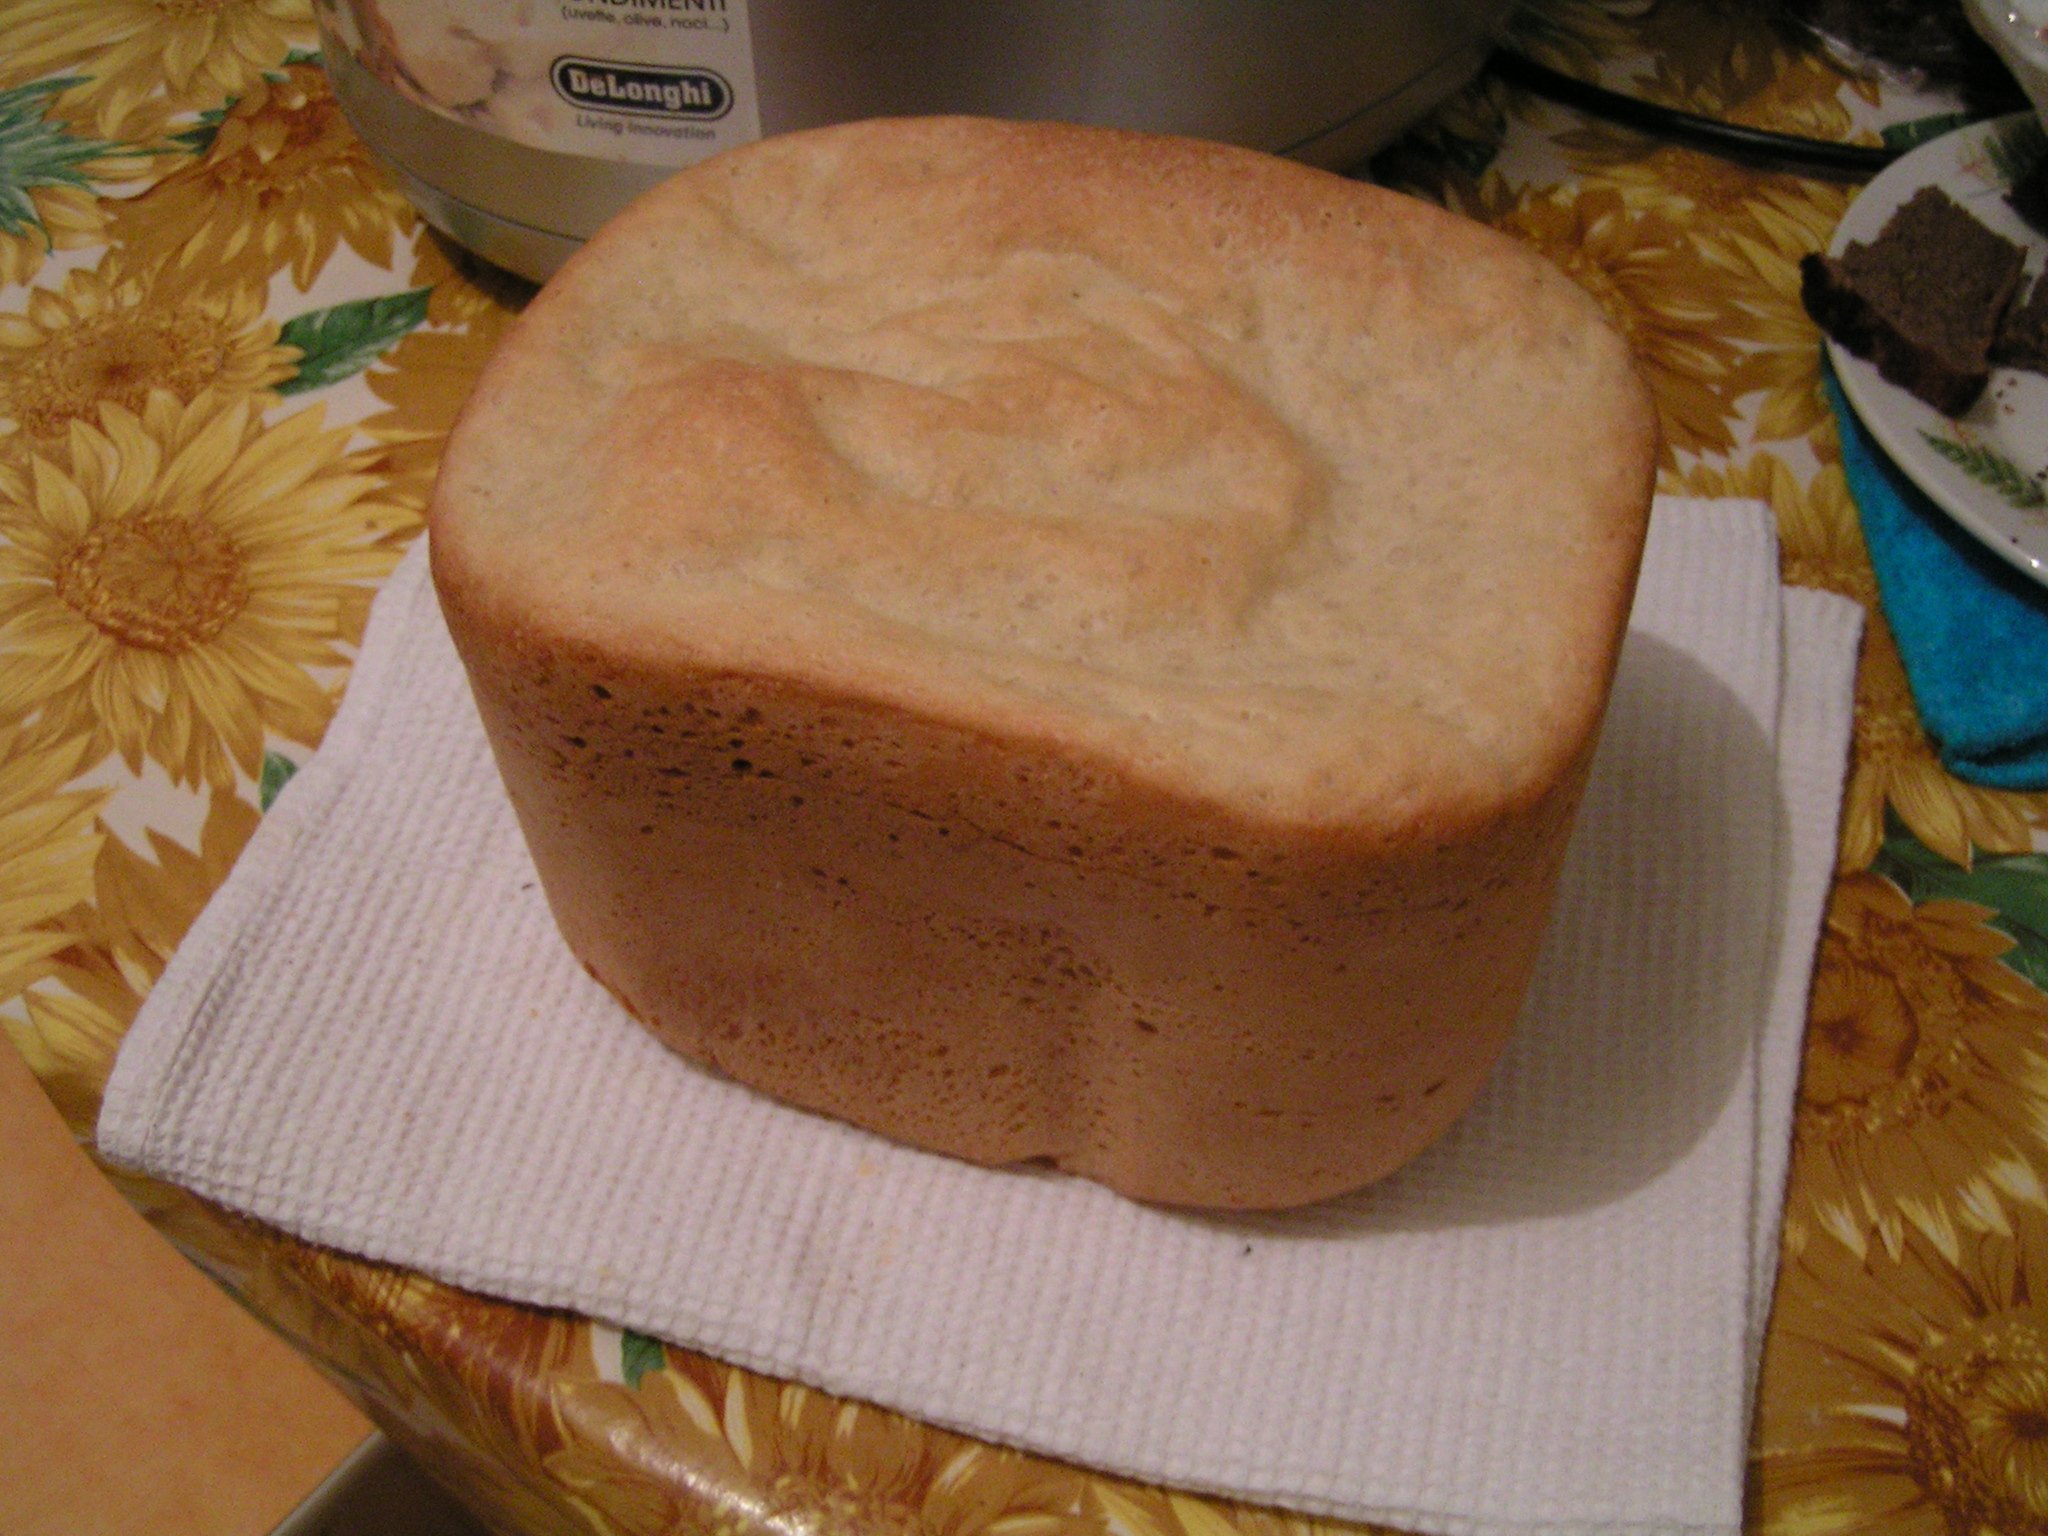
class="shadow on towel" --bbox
[1193,630,1786,1239]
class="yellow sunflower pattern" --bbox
[545,1354,1102,1536]
[8,785,256,1135]
[107,61,414,293]
[3,2,2048,1534]
[0,252,298,460]
[0,391,415,787]
[0,75,152,288]
[0,722,104,1003]
[0,0,315,139]
[1756,1214,2048,1535]
[1787,875,2048,1268]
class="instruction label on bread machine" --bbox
[350,0,758,166]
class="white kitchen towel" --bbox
[100,497,1863,1536]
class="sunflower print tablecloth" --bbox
[4,3,2048,1534]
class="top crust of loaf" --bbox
[431,117,1656,841]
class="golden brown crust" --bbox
[430,117,1656,1207]
[434,115,1655,834]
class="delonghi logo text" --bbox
[551,58,733,120]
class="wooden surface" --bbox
[0,1039,369,1536]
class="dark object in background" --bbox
[1782,0,2025,109]
[2012,155,2048,236]
[1488,49,1895,175]
[1801,186,2028,414]
[1995,276,2048,372]
[1488,1,2027,180]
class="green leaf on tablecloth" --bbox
[169,105,230,158]
[1441,129,1503,183]
[259,751,300,811]
[1983,114,2048,187]
[0,77,112,239]
[1879,114,1974,155]
[277,288,433,396]
[621,1329,666,1389]
[1998,931,2048,994]
[1873,821,2048,992]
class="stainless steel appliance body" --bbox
[317,0,1510,280]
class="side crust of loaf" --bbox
[429,117,1657,1210]
[438,570,1594,1208]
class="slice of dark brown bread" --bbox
[1993,273,2048,372]
[1801,185,2027,415]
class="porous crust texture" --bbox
[430,116,1657,1209]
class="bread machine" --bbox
[314,0,1513,282]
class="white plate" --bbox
[1826,113,2048,585]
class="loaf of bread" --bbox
[429,117,1657,1209]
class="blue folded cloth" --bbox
[1826,367,2048,790]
